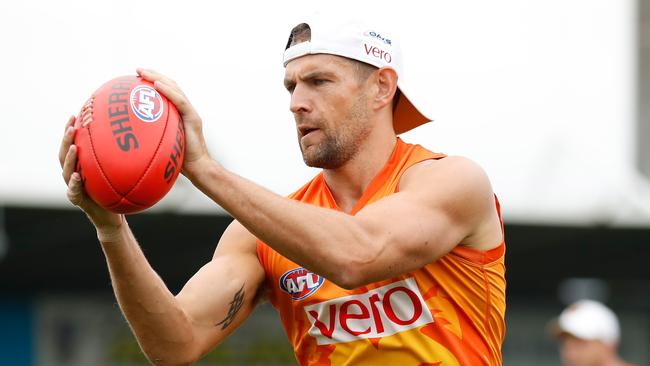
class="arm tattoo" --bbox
[216,284,245,330]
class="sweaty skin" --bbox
[59,56,502,364]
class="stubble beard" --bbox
[299,94,372,169]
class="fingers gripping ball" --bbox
[74,76,185,213]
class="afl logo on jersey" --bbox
[130,85,163,123]
[279,267,324,301]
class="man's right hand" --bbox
[135,68,214,183]
[58,115,124,240]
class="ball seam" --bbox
[107,196,148,212]
[121,98,173,204]
[87,122,123,204]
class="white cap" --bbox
[553,300,621,345]
[283,16,431,134]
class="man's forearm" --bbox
[98,222,198,365]
[187,159,376,287]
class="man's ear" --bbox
[372,67,399,112]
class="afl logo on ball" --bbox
[130,85,163,123]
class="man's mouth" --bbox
[299,126,319,137]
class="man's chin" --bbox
[299,141,344,169]
[300,144,319,166]
[302,154,324,168]
[302,155,343,170]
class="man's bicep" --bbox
[175,220,265,357]
[356,191,465,267]
[353,158,494,279]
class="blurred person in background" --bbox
[550,299,636,366]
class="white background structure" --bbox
[1,0,647,225]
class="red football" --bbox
[74,76,185,214]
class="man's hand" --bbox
[58,115,123,239]
[136,69,213,181]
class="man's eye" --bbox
[313,79,327,86]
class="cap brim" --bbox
[546,317,602,342]
[393,85,431,134]
[547,318,568,338]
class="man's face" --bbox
[559,334,609,366]
[284,54,373,169]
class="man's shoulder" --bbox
[401,155,491,193]
[401,155,502,251]
[399,155,496,226]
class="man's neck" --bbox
[323,130,397,213]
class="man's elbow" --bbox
[146,354,198,366]
[148,358,194,366]
[330,254,379,290]
[143,344,202,366]
[331,270,361,290]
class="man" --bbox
[551,300,636,366]
[59,16,506,365]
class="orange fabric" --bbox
[257,138,506,365]
[393,93,430,134]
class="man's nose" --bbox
[290,84,312,114]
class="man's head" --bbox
[284,23,397,168]
[285,23,379,85]
[282,17,429,168]
[550,300,622,366]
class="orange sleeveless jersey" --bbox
[257,138,506,366]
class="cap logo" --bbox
[364,31,392,45]
[363,44,392,64]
